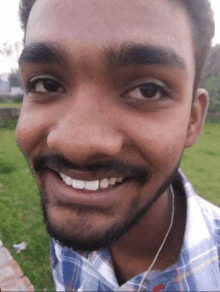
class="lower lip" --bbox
[43,170,138,206]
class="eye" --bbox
[27,76,64,93]
[124,82,168,100]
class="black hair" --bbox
[19,0,215,89]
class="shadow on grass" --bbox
[0,159,17,174]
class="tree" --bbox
[200,45,220,113]
[0,41,23,73]
[8,70,22,88]
[205,74,220,113]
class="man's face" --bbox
[17,0,200,251]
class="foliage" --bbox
[202,45,220,79]
[8,71,22,88]
[201,45,220,114]
[0,95,23,103]
[205,74,220,113]
[0,118,18,130]
[13,95,23,103]
[206,115,220,124]
[0,95,11,102]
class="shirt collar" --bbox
[84,169,218,284]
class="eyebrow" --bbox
[104,42,186,70]
[18,42,68,67]
[19,41,186,72]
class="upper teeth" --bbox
[60,173,124,191]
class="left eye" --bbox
[125,82,166,100]
[28,78,64,93]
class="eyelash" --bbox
[25,76,172,103]
[123,81,172,101]
[26,76,64,93]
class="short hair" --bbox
[19,0,215,89]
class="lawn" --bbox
[181,123,220,205]
[0,129,55,290]
[0,102,22,108]
[0,123,219,290]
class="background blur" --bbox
[1,0,220,113]
[0,0,220,291]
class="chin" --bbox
[40,165,179,252]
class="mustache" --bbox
[33,153,150,184]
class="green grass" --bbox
[181,123,220,206]
[0,102,22,108]
[0,130,55,291]
[0,123,219,290]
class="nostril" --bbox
[46,125,124,161]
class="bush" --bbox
[12,95,23,103]
[0,95,23,104]
[0,118,18,130]
[206,115,220,124]
[0,95,12,103]
[205,74,220,114]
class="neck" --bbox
[110,186,186,285]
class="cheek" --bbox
[142,132,185,169]
[122,113,188,172]
[16,106,50,155]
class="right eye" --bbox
[27,77,65,93]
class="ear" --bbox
[184,88,209,148]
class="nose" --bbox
[47,87,124,164]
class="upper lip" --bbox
[33,154,143,182]
[45,167,130,182]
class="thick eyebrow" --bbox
[18,42,67,67]
[19,41,186,73]
[104,42,186,71]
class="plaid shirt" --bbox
[50,170,220,291]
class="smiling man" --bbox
[16,0,220,291]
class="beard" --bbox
[40,163,180,253]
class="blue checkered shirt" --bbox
[50,170,220,291]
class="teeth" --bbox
[85,180,99,191]
[100,178,109,189]
[59,173,124,191]
[60,173,66,180]
[72,179,85,189]
[64,176,72,186]
[109,178,117,185]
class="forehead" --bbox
[25,0,194,76]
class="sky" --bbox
[1,0,220,74]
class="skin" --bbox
[17,0,209,284]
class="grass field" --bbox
[0,102,22,108]
[0,130,55,290]
[0,123,219,290]
[181,123,220,205]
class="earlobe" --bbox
[184,88,209,148]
